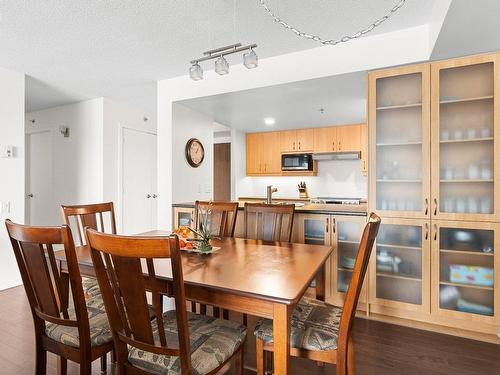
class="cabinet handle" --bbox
[326,218,329,233]
[424,198,429,215]
[433,198,438,216]
[338,141,341,151]
[332,141,335,151]
[298,141,301,150]
[332,218,336,233]
[424,223,429,240]
[293,141,295,150]
[433,224,438,241]
[146,194,151,198]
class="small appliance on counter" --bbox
[309,197,362,205]
[298,181,309,199]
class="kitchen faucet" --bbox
[266,185,278,204]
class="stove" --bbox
[310,197,362,205]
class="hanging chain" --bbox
[258,0,407,46]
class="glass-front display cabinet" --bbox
[432,221,499,326]
[172,207,194,229]
[368,64,431,219]
[369,218,430,315]
[431,54,499,222]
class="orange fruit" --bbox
[185,242,193,249]
[179,239,186,248]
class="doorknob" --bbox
[152,194,158,198]
[146,194,152,198]
[27,194,34,198]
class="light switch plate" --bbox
[0,201,10,215]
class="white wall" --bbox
[0,67,25,290]
[158,25,434,229]
[26,99,104,222]
[102,98,156,230]
[172,104,214,203]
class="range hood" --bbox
[313,151,361,161]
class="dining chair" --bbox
[61,202,117,299]
[193,200,239,318]
[243,202,295,242]
[85,228,247,375]
[253,213,381,375]
[5,220,114,375]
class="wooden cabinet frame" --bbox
[430,53,500,222]
[368,64,431,219]
[368,217,431,317]
[430,220,500,329]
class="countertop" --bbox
[173,198,367,216]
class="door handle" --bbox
[146,194,151,198]
[424,223,429,240]
[152,194,158,198]
[27,193,34,198]
[433,224,438,241]
[424,198,429,215]
[433,198,438,216]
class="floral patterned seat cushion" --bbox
[82,277,101,299]
[254,297,342,351]
[128,310,247,375]
[45,295,112,348]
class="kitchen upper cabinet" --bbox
[431,53,499,222]
[313,127,337,153]
[246,132,281,175]
[368,63,431,219]
[337,124,361,152]
[280,129,314,153]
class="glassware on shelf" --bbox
[442,167,454,180]
[468,162,480,180]
[480,126,491,138]
[480,159,492,179]
[480,197,492,214]
[443,197,455,212]
[466,128,477,139]
[453,129,464,140]
[456,198,466,213]
[468,197,479,213]
[441,129,450,140]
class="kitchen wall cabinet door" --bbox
[360,124,368,176]
[313,127,337,153]
[337,124,361,152]
[330,215,368,309]
[280,130,298,153]
[430,53,500,222]
[369,218,431,317]
[262,131,281,174]
[246,133,263,175]
[368,63,431,219]
[296,129,314,152]
[431,220,499,331]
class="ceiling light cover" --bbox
[189,63,203,81]
[243,49,258,69]
[215,56,229,75]
[264,117,276,126]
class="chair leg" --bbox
[100,354,107,373]
[256,338,265,375]
[235,343,244,375]
[190,301,197,313]
[35,344,47,375]
[213,307,221,318]
[200,304,207,315]
[242,313,248,326]
[111,349,116,363]
[223,309,229,320]
[57,356,67,375]
[79,360,92,375]
[347,338,356,375]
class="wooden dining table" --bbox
[55,230,333,375]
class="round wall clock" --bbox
[185,138,205,168]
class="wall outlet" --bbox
[0,201,10,215]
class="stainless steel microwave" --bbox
[281,153,314,171]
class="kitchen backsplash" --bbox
[236,159,368,199]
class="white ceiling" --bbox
[179,71,367,131]
[0,0,436,113]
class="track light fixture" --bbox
[189,43,258,81]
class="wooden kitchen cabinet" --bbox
[368,63,431,219]
[246,132,281,175]
[313,127,337,153]
[430,53,500,222]
[369,218,431,319]
[246,132,262,175]
[336,124,361,152]
[431,220,500,333]
[280,129,314,153]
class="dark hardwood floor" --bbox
[1,286,499,375]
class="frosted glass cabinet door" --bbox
[432,221,499,326]
[431,54,499,222]
[368,64,431,219]
[369,218,430,315]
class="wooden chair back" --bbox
[61,202,116,246]
[337,212,381,375]
[5,220,90,348]
[194,201,238,237]
[85,229,192,374]
[243,203,295,242]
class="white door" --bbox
[26,131,57,225]
[121,128,157,234]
